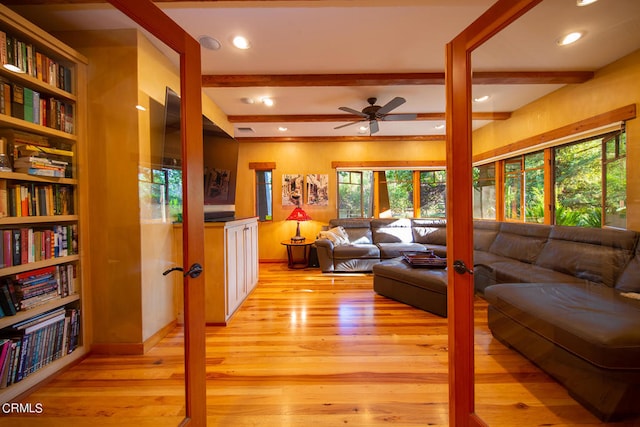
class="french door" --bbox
[107,1,207,425]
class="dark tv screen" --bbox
[162,87,239,221]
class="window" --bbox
[338,170,373,218]
[138,166,182,222]
[337,168,446,219]
[382,170,414,218]
[502,151,544,223]
[554,130,626,228]
[473,163,496,219]
[604,132,626,228]
[255,170,273,221]
[419,170,446,218]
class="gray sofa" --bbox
[315,218,446,272]
[477,222,640,422]
[319,217,640,421]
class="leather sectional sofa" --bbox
[315,218,447,272]
[316,217,640,421]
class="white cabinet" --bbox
[174,217,258,325]
[225,218,258,318]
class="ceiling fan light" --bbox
[261,97,274,107]
[557,31,584,46]
[473,95,490,103]
[576,0,598,6]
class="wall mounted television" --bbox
[162,87,239,222]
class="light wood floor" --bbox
[5,263,640,426]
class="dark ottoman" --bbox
[373,258,448,317]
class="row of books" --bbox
[0,306,80,386]
[0,80,75,134]
[0,224,77,269]
[0,182,74,218]
[0,30,73,93]
[0,264,76,317]
[13,156,68,178]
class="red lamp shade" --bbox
[286,207,311,222]
[287,207,311,242]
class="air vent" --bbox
[237,127,255,133]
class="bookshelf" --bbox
[0,5,88,403]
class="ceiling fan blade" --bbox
[369,119,379,134]
[382,113,418,121]
[338,106,368,118]
[376,96,406,116]
[334,120,364,130]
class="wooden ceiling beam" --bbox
[236,135,445,143]
[203,71,593,87]
[228,111,510,123]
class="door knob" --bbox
[162,263,203,279]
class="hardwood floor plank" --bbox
[4,263,639,426]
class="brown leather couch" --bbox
[322,218,640,421]
[478,222,640,422]
[315,218,446,272]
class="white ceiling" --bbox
[9,0,640,139]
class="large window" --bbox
[473,163,496,219]
[503,151,544,223]
[255,169,273,221]
[138,166,182,222]
[337,169,445,219]
[338,170,373,218]
[419,170,446,218]
[382,170,414,218]
[554,131,626,228]
[604,132,626,228]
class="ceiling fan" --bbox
[334,97,417,134]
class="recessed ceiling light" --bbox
[576,0,598,6]
[278,126,288,132]
[198,35,221,51]
[135,105,146,111]
[359,126,368,131]
[473,95,490,103]
[261,97,274,107]
[241,97,255,104]
[232,35,251,49]
[557,31,584,46]
[434,124,445,130]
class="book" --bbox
[0,180,7,218]
[15,168,65,178]
[10,83,24,120]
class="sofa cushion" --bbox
[328,219,373,244]
[616,247,640,292]
[371,218,414,243]
[488,222,550,264]
[473,220,500,251]
[489,260,584,285]
[536,225,636,287]
[484,282,640,370]
[333,244,380,260]
[377,243,426,259]
[412,219,447,245]
[318,226,349,245]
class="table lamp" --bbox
[287,207,311,242]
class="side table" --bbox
[281,240,314,269]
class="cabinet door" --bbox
[226,225,245,317]
[245,221,259,292]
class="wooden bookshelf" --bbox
[0,4,88,404]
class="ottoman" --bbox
[372,258,448,317]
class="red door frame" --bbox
[107,1,206,425]
[445,1,543,426]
